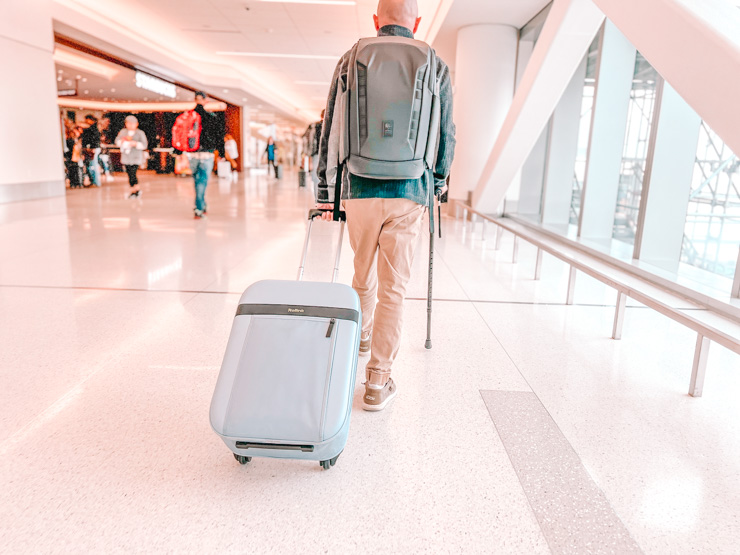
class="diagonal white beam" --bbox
[472,0,604,213]
[592,0,740,159]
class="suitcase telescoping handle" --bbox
[297,210,346,283]
[299,168,345,283]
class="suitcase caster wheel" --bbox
[329,453,340,467]
[234,454,251,465]
[320,460,331,470]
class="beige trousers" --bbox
[343,198,425,386]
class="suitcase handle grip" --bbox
[308,208,345,222]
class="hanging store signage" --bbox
[58,89,77,96]
[135,71,176,99]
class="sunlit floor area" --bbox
[1,171,738,553]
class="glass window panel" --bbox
[570,34,600,225]
[612,52,659,244]
[512,3,554,218]
[680,122,740,278]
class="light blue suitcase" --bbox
[210,212,361,470]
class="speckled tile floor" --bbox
[0,172,738,553]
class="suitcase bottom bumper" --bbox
[215,424,349,466]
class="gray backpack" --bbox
[339,36,441,181]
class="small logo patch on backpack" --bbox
[382,120,394,138]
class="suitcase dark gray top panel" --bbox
[238,280,360,312]
[236,303,360,323]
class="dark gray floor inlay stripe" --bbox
[481,391,642,555]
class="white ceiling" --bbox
[432,0,552,71]
[53,0,552,126]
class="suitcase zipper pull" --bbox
[326,318,336,338]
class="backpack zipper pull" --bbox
[326,318,336,338]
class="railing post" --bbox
[481,219,487,241]
[612,291,627,339]
[495,225,503,250]
[689,334,711,397]
[566,266,577,305]
[534,248,543,280]
[512,236,519,263]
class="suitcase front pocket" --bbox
[222,315,336,443]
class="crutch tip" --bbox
[425,340,432,350]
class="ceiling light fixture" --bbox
[259,0,356,5]
[217,51,339,60]
[135,71,176,99]
[53,49,119,80]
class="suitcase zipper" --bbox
[326,318,336,338]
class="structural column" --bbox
[632,79,701,271]
[449,24,518,206]
[577,20,636,239]
[0,0,64,203]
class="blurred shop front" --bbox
[55,35,242,183]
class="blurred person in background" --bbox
[98,117,114,182]
[264,137,278,178]
[80,115,101,187]
[115,115,148,198]
[188,91,223,219]
[224,134,239,170]
[64,124,83,189]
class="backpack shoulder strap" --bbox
[424,46,442,171]
[346,40,361,93]
[339,42,360,165]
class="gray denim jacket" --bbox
[316,25,456,207]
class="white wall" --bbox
[0,0,65,202]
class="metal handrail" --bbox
[450,200,739,353]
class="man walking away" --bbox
[189,91,224,219]
[316,0,456,411]
[81,115,101,187]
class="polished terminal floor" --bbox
[1,171,739,553]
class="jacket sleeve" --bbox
[81,128,91,149]
[316,55,347,204]
[433,59,456,193]
[137,130,148,151]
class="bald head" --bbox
[374,0,421,34]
